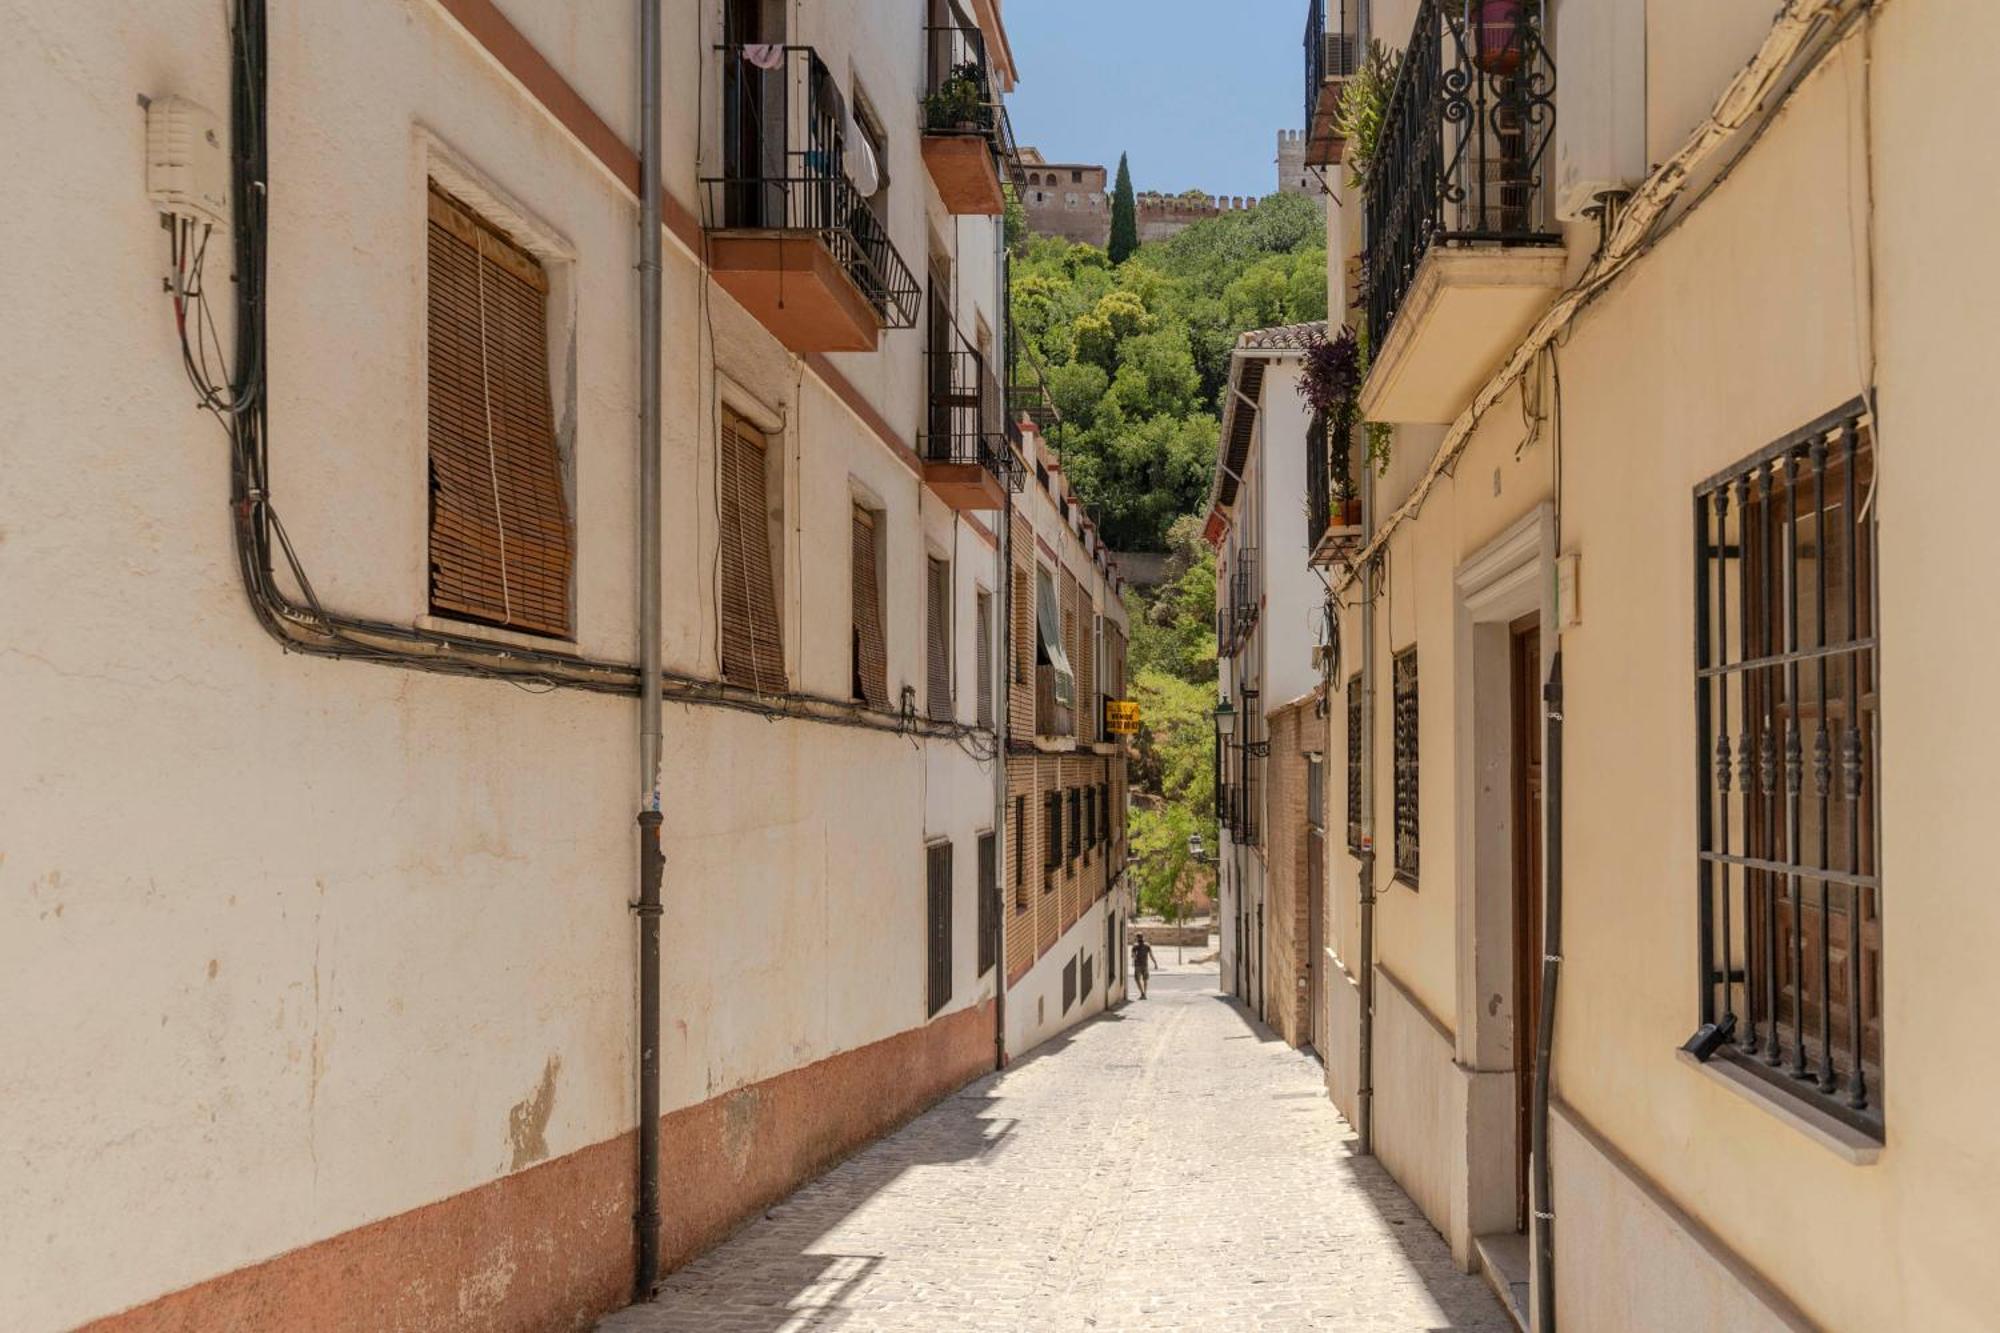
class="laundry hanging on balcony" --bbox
[740,43,784,71]
[1036,567,1075,708]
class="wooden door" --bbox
[1510,618,1543,1232]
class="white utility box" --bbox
[146,96,229,228]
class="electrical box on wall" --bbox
[146,96,229,228]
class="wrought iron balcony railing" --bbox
[924,21,1019,164]
[1307,411,1362,558]
[926,316,1025,489]
[1364,0,1559,352]
[1304,0,1362,134]
[704,46,921,330]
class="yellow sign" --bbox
[1104,699,1141,735]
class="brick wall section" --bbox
[1263,702,1315,1047]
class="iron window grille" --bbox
[1307,756,1326,832]
[926,841,953,1018]
[1392,649,1419,886]
[1014,795,1028,910]
[1692,399,1881,1135]
[1347,672,1364,854]
[1364,0,1559,354]
[1044,790,1062,884]
[977,832,998,976]
[704,46,921,330]
[1068,788,1081,867]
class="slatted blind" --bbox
[851,506,889,707]
[426,185,571,637]
[926,556,952,721]
[977,832,997,976]
[718,411,784,691]
[975,591,994,729]
[926,841,954,1018]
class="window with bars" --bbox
[926,841,953,1017]
[1044,789,1061,885]
[927,555,953,721]
[1012,566,1030,685]
[851,505,889,707]
[1068,788,1081,867]
[1099,781,1111,848]
[718,411,785,690]
[1694,401,1880,1134]
[1346,672,1363,855]
[976,590,994,728]
[1307,755,1326,831]
[1392,649,1419,887]
[1083,787,1096,858]
[425,184,572,638]
[977,831,997,976]
[1014,794,1028,910]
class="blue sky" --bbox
[1003,0,1307,201]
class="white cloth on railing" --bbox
[741,43,784,71]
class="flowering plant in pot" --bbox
[1299,326,1366,523]
[1472,0,1540,77]
[924,61,990,131]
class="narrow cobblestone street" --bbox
[603,959,1511,1332]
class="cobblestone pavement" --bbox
[602,960,1512,1332]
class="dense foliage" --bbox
[1124,517,1221,921]
[1009,191,1327,552]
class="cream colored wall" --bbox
[0,2,1016,1329]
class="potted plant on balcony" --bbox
[1473,0,1539,76]
[1298,325,1368,525]
[925,61,990,133]
[1332,40,1399,190]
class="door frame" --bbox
[1450,502,1555,1241]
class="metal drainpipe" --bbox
[1356,435,1378,1155]
[1531,651,1564,1331]
[632,0,666,1301]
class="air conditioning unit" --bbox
[146,96,230,228]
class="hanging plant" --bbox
[1299,326,1369,500]
[1333,40,1401,191]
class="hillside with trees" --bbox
[1007,189,1326,923]
[1008,190,1327,554]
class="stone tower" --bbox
[1277,129,1311,197]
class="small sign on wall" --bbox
[1104,699,1141,735]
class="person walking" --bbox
[1130,935,1156,999]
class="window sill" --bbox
[1674,1048,1882,1165]
[416,614,579,655]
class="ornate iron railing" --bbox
[704,46,921,329]
[924,21,1019,170]
[926,315,1025,490]
[1364,0,1558,352]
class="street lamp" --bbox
[1212,696,1237,738]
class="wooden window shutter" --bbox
[426,185,571,637]
[926,556,952,721]
[851,506,889,707]
[717,411,785,691]
[976,591,994,728]
[926,842,954,1017]
[976,831,997,976]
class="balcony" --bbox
[702,47,920,354]
[924,318,1023,511]
[921,20,1017,216]
[1306,411,1363,567]
[1217,549,1259,656]
[1359,1,1564,424]
[1303,0,1361,168]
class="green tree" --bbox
[1108,152,1139,265]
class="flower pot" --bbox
[1473,0,1529,76]
[1338,497,1363,528]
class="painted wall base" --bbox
[83,1002,994,1333]
[1005,896,1125,1059]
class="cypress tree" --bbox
[1108,152,1139,264]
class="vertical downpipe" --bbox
[1355,441,1377,1154]
[1531,651,1564,1331]
[633,0,666,1302]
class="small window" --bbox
[1011,565,1030,686]
[976,590,995,728]
[718,411,784,691]
[1393,648,1419,886]
[977,831,997,977]
[851,505,888,707]
[1061,955,1076,1012]
[1694,404,1880,1132]
[1068,788,1081,866]
[425,184,572,638]
[1070,169,1082,183]
[1099,781,1111,846]
[1013,794,1028,910]
[1044,790,1061,885]
[1083,787,1096,857]
[926,841,953,1017]
[927,555,952,721]
[1307,755,1326,831]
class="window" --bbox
[1392,649,1418,886]
[926,841,952,1017]
[1044,789,1061,885]
[1083,787,1096,857]
[1693,403,1880,1132]
[1061,955,1076,1012]
[1307,755,1326,831]
[1070,169,1082,183]
[851,84,891,219]
[426,184,572,638]
[1036,566,1075,713]
[1013,795,1028,910]
[1068,788,1081,866]
[718,410,784,690]
[976,590,994,728]
[1346,672,1364,855]
[1011,566,1030,685]
[1099,781,1111,847]
[977,832,997,976]
[851,505,888,707]
[926,555,952,721]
